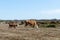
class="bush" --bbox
[50,21,56,24]
[46,24,56,28]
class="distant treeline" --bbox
[0,19,60,22]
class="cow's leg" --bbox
[9,25,12,28]
[25,22,28,26]
[32,23,38,28]
[13,25,16,28]
[32,24,35,28]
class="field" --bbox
[0,23,60,40]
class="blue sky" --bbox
[0,0,60,20]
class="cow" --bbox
[24,20,39,28]
[8,21,17,28]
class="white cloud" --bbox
[40,9,60,14]
[39,9,60,19]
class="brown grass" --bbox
[0,24,60,40]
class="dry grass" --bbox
[0,24,60,40]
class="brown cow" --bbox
[24,20,38,28]
[8,21,17,28]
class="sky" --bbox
[0,0,60,20]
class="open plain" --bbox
[0,23,60,40]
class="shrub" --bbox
[50,21,56,24]
[46,24,56,28]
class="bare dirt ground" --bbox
[0,24,60,40]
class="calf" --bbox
[8,22,17,28]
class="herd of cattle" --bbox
[0,19,57,29]
[8,20,39,29]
